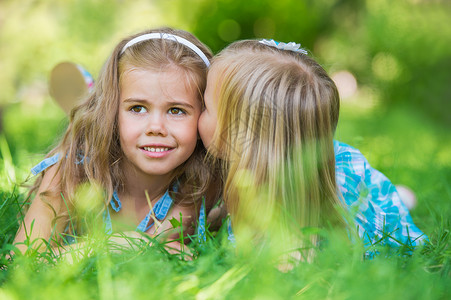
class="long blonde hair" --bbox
[31,27,213,213]
[210,40,342,249]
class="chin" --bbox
[143,169,174,177]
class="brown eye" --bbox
[130,105,146,113]
[169,108,185,115]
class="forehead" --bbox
[122,65,198,90]
[121,64,186,80]
[119,66,200,104]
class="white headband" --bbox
[120,32,210,67]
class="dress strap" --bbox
[137,190,173,232]
[103,190,174,234]
[30,152,88,175]
[110,191,122,212]
[31,153,61,175]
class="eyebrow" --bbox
[122,98,195,110]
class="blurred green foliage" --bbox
[181,0,343,52]
[0,0,449,138]
[0,190,21,249]
[186,0,451,124]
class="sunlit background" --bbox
[0,0,450,217]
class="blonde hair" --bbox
[209,40,343,251]
[31,27,213,216]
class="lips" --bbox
[140,144,174,157]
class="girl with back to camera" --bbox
[14,27,214,255]
[199,39,425,258]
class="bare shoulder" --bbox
[32,162,66,211]
[37,162,62,191]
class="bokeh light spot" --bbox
[331,70,358,100]
[218,19,241,42]
[372,52,401,81]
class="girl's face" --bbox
[118,67,201,178]
[198,65,220,149]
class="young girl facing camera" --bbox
[199,39,425,256]
[14,27,213,255]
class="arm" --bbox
[50,207,194,262]
[13,164,70,254]
[56,231,150,263]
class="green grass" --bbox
[0,99,450,299]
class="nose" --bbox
[145,113,168,136]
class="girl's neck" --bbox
[113,168,174,229]
[121,164,174,205]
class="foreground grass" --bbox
[0,100,450,299]
[0,220,449,300]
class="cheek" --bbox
[198,112,205,132]
[197,113,207,138]
[118,113,141,146]
[178,117,199,149]
[198,112,216,149]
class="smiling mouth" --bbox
[142,146,172,152]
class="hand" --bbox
[207,203,228,232]
[162,240,193,261]
[107,231,151,252]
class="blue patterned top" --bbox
[103,190,174,234]
[31,154,206,238]
[334,140,426,247]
